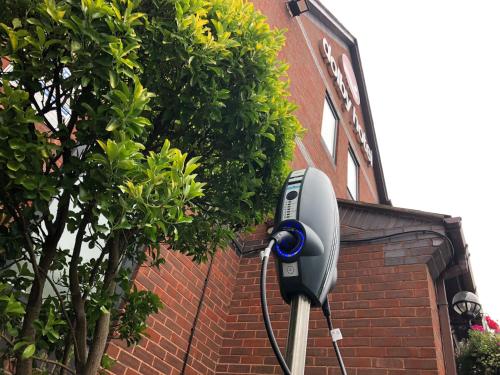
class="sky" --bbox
[322,0,500,319]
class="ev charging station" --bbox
[260,167,347,375]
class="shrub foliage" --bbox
[456,330,500,375]
[0,0,300,373]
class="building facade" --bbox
[106,1,476,374]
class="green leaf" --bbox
[101,353,115,370]
[175,2,184,19]
[100,306,110,315]
[46,329,60,343]
[6,322,19,337]
[12,18,22,29]
[13,341,28,352]
[36,26,46,45]
[7,160,21,172]
[109,70,118,88]
[22,344,35,359]
[261,132,275,142]
[26,18,42,26]
[5,296,25,315]
[71,40,81,52]
[106,120,119,131]
[0,23,18,50]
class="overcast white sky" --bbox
[322,0,500,319]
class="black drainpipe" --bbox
[180,253,216,374]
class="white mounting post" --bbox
[285,294,311,375]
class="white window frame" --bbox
[347,147,359,200]
[320,95,339,163]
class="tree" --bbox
[0,0,300,374]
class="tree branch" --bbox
[82,235,121,375]
[69,209,92,371]
[52,190,71,240]
[44,150,64,176]
[58,337,73,375]
[82,248,107,301]
[16,191,71,375]
[43,271,80,365]
[0,257,23,272]
[54,63,63,128]
[28,91,58,134]
[0,333,14,346]
[1,199,43,288]
[33,356,76,375]
[41,81,56,113]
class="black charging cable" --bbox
[322,297,348,375]
[260,238,292,375]
[340,230,455,259]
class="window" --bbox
[347,147,359,200]
[2,63,72,129]
[320,95,339,161]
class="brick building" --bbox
[106,1,476,374]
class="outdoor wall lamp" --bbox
[287,0,310,17]
[452,291,482,321]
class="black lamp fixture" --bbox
[287,0,310,17]
[452,291,482,321]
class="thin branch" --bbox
[54,63,64,128]
[44,150,64,176]
[41,106,59,114]
[41,82,56,113]
[82,249,107,301]
[29,91,58,134]
[60,91,72,110]
[52,190,71,241]
[33,356,76,375]
[66,85,91,137]
[1,199,43,288]
[0,257,23,272]
[58,337,73,375]
[0,333,13,346]
[43,271,80,364]
[23,232,42,282]
[69,209,92,369]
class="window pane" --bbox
[321,97,338,158]
[347,148,358,200]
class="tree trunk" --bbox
[15,250,54,374]
[69,214,91,372]
[16,192,70,374]
[82,236,121,375]
[82,311,111,375]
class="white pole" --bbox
[285,294,311,375]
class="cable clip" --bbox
[330,328,343,342]
[260,239,275,260]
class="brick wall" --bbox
[214,241,446,375]
[106,246,240,375]
[103,213,450,375]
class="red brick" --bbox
[404,358,438,370]
[374,358,404,369]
